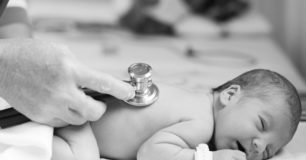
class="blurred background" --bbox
[251,0,306,80]
[24,0,306,82]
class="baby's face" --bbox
[214,98,292,160]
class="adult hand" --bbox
[0,39,135,127]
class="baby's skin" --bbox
[53,70,297,160]
[52,83,256,160]
[92,83,214,159]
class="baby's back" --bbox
[91,84,212,159]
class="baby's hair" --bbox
[213,69,301,136]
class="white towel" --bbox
[0,122,53,160]
[0,97,53,160]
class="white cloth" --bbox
[0,122,53,160]
[0,98,53,160]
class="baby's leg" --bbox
[52,135,76,160]
[52,123,100,160]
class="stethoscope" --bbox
[83,62,159,107]
[0,63,159,128]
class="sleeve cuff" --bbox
[0,7,30,26]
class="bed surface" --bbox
[36,31,306,92]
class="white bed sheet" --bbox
[35,31,306,160]
[37,32,306,92]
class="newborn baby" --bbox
[52,69,301,160]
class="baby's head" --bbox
[211,69,301,160]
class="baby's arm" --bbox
[137,120,211,160]
[52,123,100,160]
[137,120,246,160]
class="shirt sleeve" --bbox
[0,0,29,26]
[0,0,9,18]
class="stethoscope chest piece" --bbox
[125,63,159,107]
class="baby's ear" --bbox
[219,85,241,106]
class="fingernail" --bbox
[127,89,136,100]
[124,85,136,100]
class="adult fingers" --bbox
[59,88,107,125]
[28,107,70,127]
[74,65,135,100]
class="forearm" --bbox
[138,143,194,160]
[52,136,77,160]
[55,123,100,160]
[137,131,195,160]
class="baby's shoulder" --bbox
[164,115,214,147]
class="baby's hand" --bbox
[213,149,246,160]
